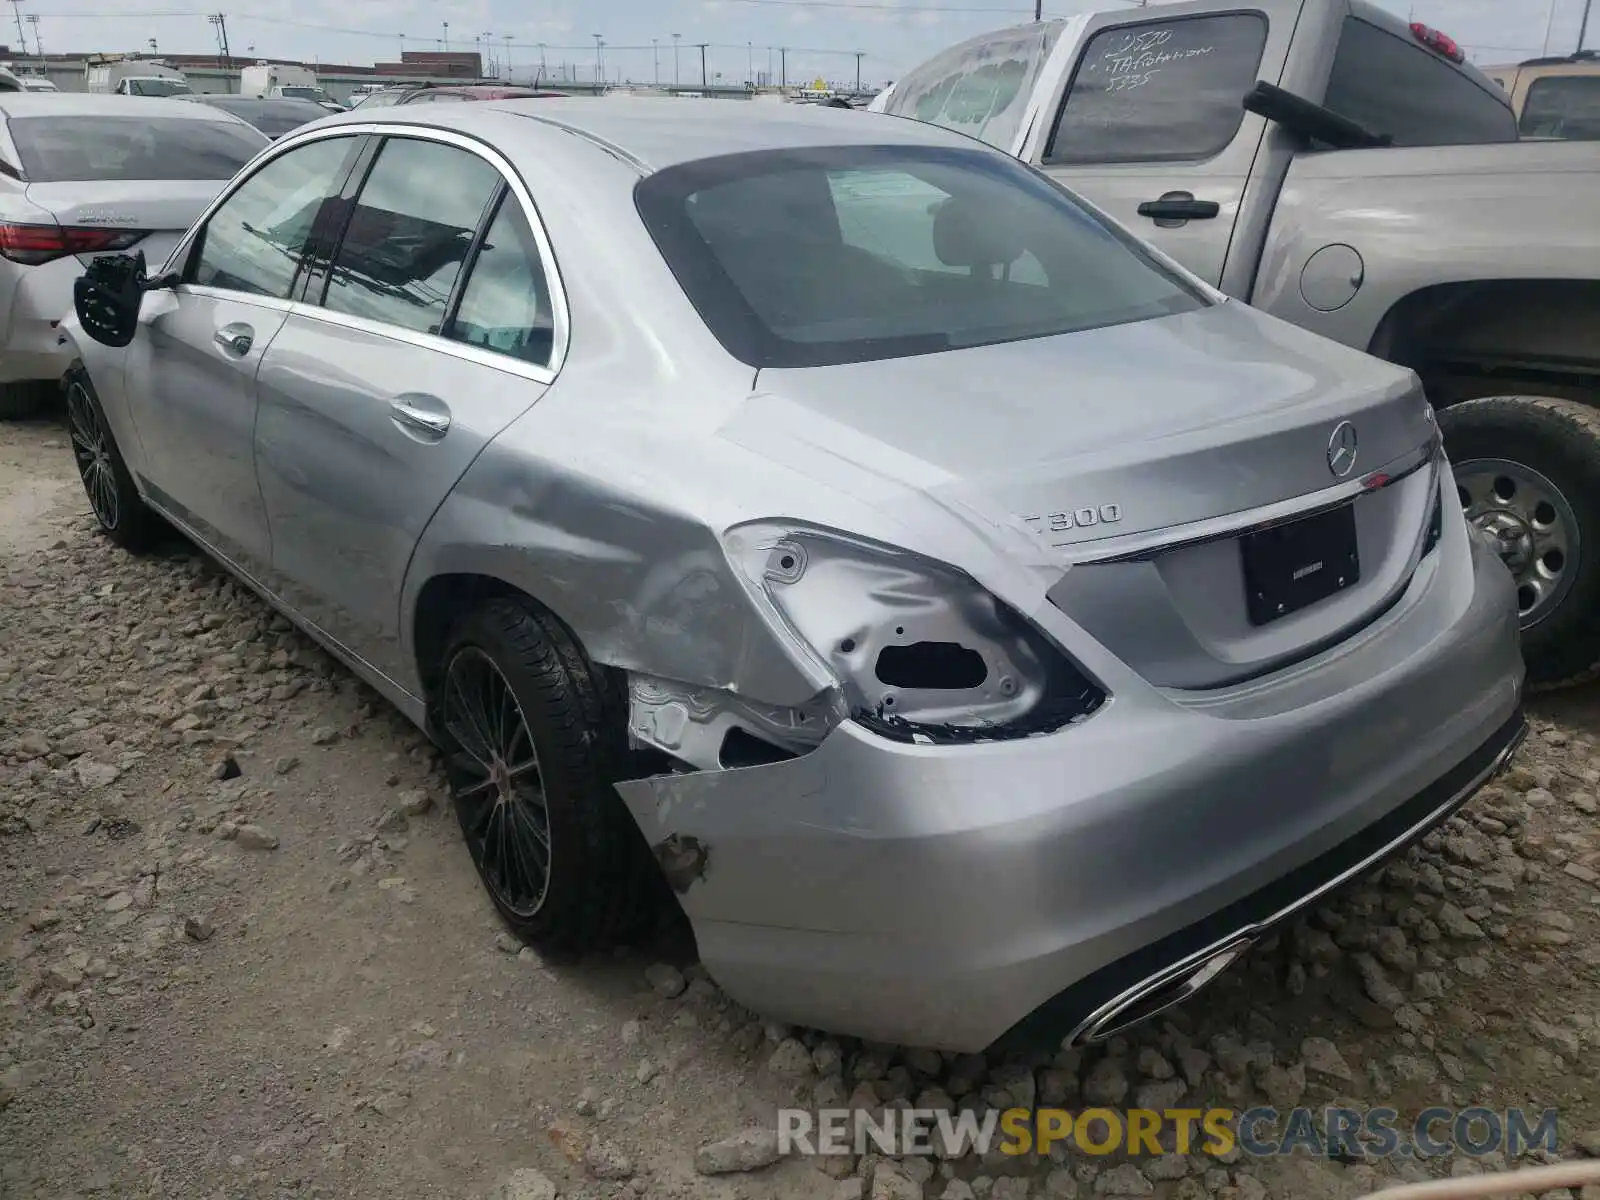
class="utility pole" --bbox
[7,0,25,56]
[504,34,512,80]
[208,13,231,74]
[442,20,449,52]
[780,46,787,88]
[592,34,603,84]
[1034,0,1042,18]
[653,39,659,84]
[1581,0,1594,53]
[698,42,708,87]
[672,32,681,85]
[25,11,38,63]
[854,50,863,92]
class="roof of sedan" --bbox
[338,96,978,173]
[0,92,244,122]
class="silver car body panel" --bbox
[59,98,1525,1050]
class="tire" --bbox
[64,372,159,552]
[433,596,664,954]
[1439,395,1600,688]
[0,381,50,420]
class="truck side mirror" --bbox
[1242,80,1392,150]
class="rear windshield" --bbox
[127,78,191,97]
[277,86,318,100]
[215,99,326,136]
[8,115,267,181]
[635,144,1207,368]
[1520,75,1600,140]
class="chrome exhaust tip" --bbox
[1070,937,1257,1046]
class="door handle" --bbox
[213,324,254,356]
[1136,194,1221,223]
[390,397,451,437]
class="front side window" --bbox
[1520,74,1600,140]
[8,115,267,182]
[637,144,1206,369]
[1045,13,1269,164]
[883,21,1065,151]
[447,195,556,366]
[189,135,356,299]
[321,136,501,333]
[1323,18,1517,146]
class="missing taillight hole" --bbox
[719,727,800,768]
[875,642,988,690]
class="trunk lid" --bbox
[753,302,1442,688]
[23,180,222,269]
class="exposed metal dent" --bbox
[627,672,843,771]
[654,834,710,894]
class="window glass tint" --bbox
[1324,18,1517,146]
[207,98,327,137]
[191,136,354,298]
[323,137,500,333]
[449,196,555,366]
[1046,13,1267,164]
[1520,75,1600,140]
[8,116,267,182]
[637,145,1205,369]
[883,21,1064,151]
[126,78,191,97]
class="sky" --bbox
[7,0,1592,89]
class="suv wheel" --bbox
[434,597,663,953]
[1440,395,1600,687]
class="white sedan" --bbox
[0,92,269,417]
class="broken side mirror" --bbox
[73,251,178,347]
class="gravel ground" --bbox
[4,414,1600,1200]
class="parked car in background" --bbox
[61,98,1523,1052]
[346,85,421,109]
[0,93,268,418]
[0,66,23,93]
[1484,51,1600,140]
[84,54,192,97]
[181,94,331,139]
[880,0,1600,689]
[18,76,59,93]
[386,83,568,105]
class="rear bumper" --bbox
[615,517,1524,1051]
[0,258,76,385]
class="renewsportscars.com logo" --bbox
[777,1106,1561,1160]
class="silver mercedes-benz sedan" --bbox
[61,99,1525,1052]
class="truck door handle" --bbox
[1137,194,1221,222]
[213,324,254,356]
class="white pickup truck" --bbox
[877,0,1600,688]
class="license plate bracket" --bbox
[1241,503,1360,627]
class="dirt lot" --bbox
[4,414,1600,1200]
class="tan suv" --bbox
[1484,52,1600,139]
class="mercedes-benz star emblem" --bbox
[1327,420,1359,478]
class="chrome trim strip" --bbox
[280,303,557,386]
[1066,434,1440,565]
[159,121,572,379]
[1066,713,1526,1046]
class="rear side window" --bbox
[1520,75,1600,140]
[636,144,1206,369]
[7,116,267,181]
[1045,13,1269,164]
[1323,18,1517,146]
[321,136,501,334]
[883,22,1065,151]
[447,195,556,366]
